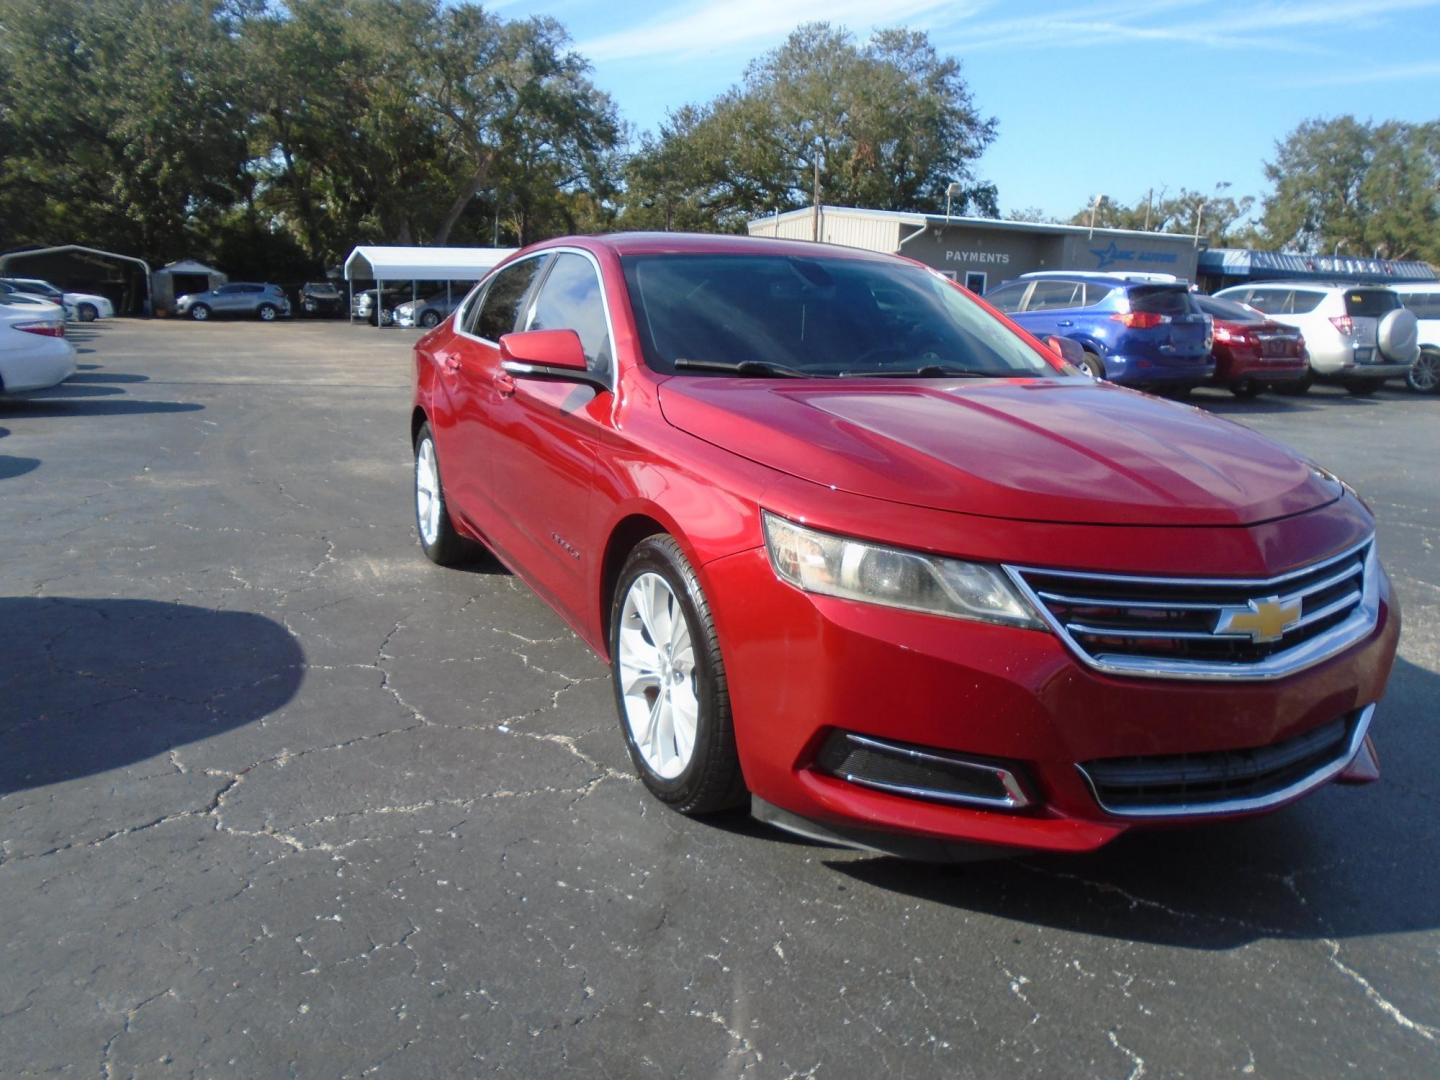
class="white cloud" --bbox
[576,0,987,63]
[1285,59,1440,86]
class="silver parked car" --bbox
[394,291,463,329]
[175,282,292,322]
[1213,282,1418,395]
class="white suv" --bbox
[1391,283,1440,393]
[1213,282,1419,395]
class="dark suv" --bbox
[985,272,1213,390]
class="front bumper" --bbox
[703,545,1398,856]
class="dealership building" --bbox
[746,205,1437,293]
[747,205,1202,292]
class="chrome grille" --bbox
[1006,539,1378,680]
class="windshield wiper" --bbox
[672,358,816,379]
[838,365,999,379]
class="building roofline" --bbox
[748,204,1201,245]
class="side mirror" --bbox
[499,329,608,391]
[1046,335,1090,375]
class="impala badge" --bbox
[1215,596,1302,644]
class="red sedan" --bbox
[1195,293,1309,398]
[411,234,1397,858]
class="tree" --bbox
[1260,117,1440,261]
[0,0,256,260]
[620,23,997,232]
[1065,186,1256,245]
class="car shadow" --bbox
[0,597,304,796]
[0,398,203,417]
[1192,386,1402,416]
[0,455,40,480]
[772,654,1440,950]
[63,372,149,385]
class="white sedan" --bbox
[0,277,115,321]
[0,300,76,395]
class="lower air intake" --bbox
[816,731,1032,810]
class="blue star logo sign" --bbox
[1090,241,1125,270]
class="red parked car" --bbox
[411,234,1397,859]
[1195,293,1309,398]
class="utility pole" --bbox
[1143,188,1153,231]
[811,149,821,242]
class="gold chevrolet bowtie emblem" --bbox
[1214,596,1303,644]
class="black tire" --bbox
[1230,379,1261,400]
[77,302,98,323]
[257,303,278,322]
[1274,370,1312,396]
[420,310,441,328]
[1079,350,1105,379]
[412,422,468,566]
[1345,379,1383,397]
[190,303,210,322]
[1406,348,1440,394]
[609,535,746,815]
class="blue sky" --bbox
[490,0,1440,224]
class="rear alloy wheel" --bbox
[1079,350,1105,379]
[1345,379,1384,397]
[1230,379,1260,400]
[413,422,468,566]
[189,303,210,322]
[77,303,98,323]
[611,535,745,815]
[1407,348,1440,394]
[257,303,278,322]
[420,310,441,329]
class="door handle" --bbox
[495,372,517,398]
[1056,320,1074,327]
[440,355,461,374]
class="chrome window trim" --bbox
[1004,538,1378,682]
[1077,704,1374,819]
[453,246,618,394]
[833,733,1032,811]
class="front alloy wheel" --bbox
[611,536,745,814]
[257,303,278,321]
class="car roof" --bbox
[1019,270,1181,284]
[1225,280,1397,292]
[528,232,905,264]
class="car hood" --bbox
[656,377,1339,526]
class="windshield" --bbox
[620,254,1063,378]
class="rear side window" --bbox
[473,258,546,341]
[983,282,1027,313]
[1344,290,1401,317]
[1129,286,1196,316]
[1400,292,1440,318]
[1244,289,1287,314]
[526,253,612,372]
[1025,281,1082,311]
[1289,291,1324,314]
[1083,283,1115,307]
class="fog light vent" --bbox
[816,731,1032,810]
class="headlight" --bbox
[762,512,1043,629]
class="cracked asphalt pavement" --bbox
[2,319,1438,1078]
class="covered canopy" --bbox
[343,245,517,282]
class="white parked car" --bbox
[1391,283,1440,394]
[1213,282,1419,395]
[0,277,115,322]
[0,300,76,396]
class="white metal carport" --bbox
[342,246,518,326]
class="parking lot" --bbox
[2,318,1438,1077]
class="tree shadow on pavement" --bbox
[0,598,303,796]
[821,656,1440,949]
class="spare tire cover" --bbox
[1378,308,1420,364]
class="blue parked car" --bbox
[984,272,1213,390]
